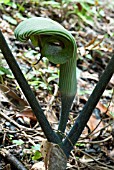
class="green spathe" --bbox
[15,17,76,64]
[15,17,77,136]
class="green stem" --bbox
[58,56,76,139]
[58,95,74,139]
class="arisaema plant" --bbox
[14,17,77,139]
[0,16,114,170]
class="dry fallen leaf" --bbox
[81,71,98,82]
[40,140,52,170]
[82,109,104,139]
[96,102,114,118]
[31,162,45,170]
[80,154,99,163]
[0,84,28,110]
[40,140,67,170]
[87,113,104,139]
[16,108,37,121]
[45,109,58,124]
[108,149,114,160]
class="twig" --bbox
[0,149,27,170]
[78,149,114,169]
[78,135,112,144]
[0,108,44,145]
[85,119,103,138]
[45,84,58,111]
[70,151,95,170]
[87,120,114,138]
[44,84,59,123]
[49,84,58,105]
[0,108,35,131]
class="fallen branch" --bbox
[0,149,27,170]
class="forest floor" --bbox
[0,0,114,170]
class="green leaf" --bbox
[6,2,17,8]
[79,89,92,95]
[29,80,40,86]
[110,112,114,118]
[0,70,4,75]
[15,12,25,20]
[41,1,60,8]
[32,144,41,151]
[3,15,17,25]
[85,54,92,60]
[77,11,94,26]
[32,151,42,160]
[76,143,85,147]
[81,2,90,11]
[0,0,10,4]
[39,81,48,89]
[0,66,11,75]
[48,74,58,83]
[8,134,13,140]
[12,139,24,145]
